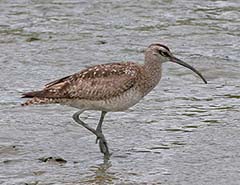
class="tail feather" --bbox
[21,97,63,106]
[22,90,46,98]
[21,90,57,106]
[21,97,45,106]
[21,89,66,106]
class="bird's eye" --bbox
[159,50,169,57]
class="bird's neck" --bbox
[144,54,162,73]
[139,54,162,95]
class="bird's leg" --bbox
[95,111,111,158]
[72,110,111,159]
[95,111,107,143]
[73,110,98,136]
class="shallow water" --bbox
[0,0,240,184]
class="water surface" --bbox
[0,0,240,184]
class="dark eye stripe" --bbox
[159,51,169,57]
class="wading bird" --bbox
[22,43,207,159]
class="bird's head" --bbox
[146,43,207,84]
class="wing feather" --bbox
[45,75,71,88]
[23,62,140,101]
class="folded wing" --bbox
[22,62,140,101]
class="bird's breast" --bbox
[64,87,143,112]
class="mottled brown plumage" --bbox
[22,43,207,159]
[22,44,207,109]
[22,62,144,107]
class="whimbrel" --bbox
[22,43,207,159]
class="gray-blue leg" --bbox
[72,110,111,159]
[95,111,111,157]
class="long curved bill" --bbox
[170,56,207,84]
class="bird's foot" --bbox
[96,133,111,159]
